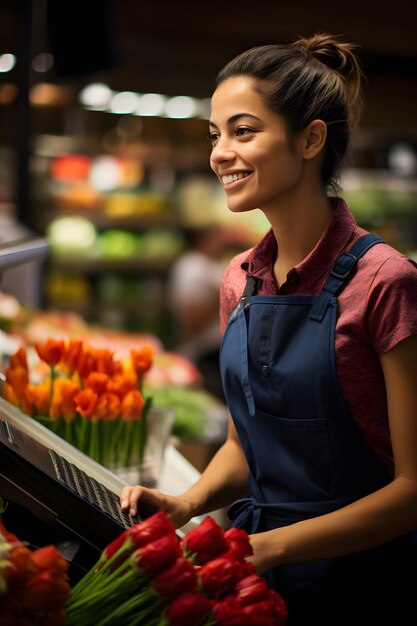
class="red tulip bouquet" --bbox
[2,339,154,467]
[65,511,288,626]
[0,520,71,626]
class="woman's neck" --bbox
[265,191,333,288]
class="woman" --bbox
[121,34,417,624]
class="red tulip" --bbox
[30,545,69,576]
[268,589,288,625]
[223,527,253,560]
[165,591,213,626]
[100,511,177,571]
[181,515,227,564]
[198,556,242,596]
[241,600,282,626]
[234,573,269,606]
[152,556,197,599]
[20,569,71,613]
[212,596,246,626]
[131,532,182,577]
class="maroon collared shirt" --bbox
[220,199,417,473]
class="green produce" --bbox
[144,385,213,440]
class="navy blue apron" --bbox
[220,234,416,624]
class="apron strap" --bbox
[310,233,384,322]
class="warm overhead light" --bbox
[30,83,73,106]
[0,83,18,104]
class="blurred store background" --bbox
[0,0,416,469]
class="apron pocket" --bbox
[252,409,335,500]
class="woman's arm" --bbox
[120,416,249,527]
[250,334,417,574]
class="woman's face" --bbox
[209,76,305,214]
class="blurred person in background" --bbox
[123,33,417,624]
[167,224,228,401]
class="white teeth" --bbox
[222,172,249,184]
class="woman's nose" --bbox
[210,141,236,165]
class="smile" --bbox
[221,172,251,185]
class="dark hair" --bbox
[216,33,363,191]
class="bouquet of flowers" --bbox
[65,511,287,626]
[0,520,71,625]
[2,338,154,467]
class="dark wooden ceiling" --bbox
[0,0,416,134]
[1,0,416,95]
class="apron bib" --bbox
[220,234,416,622]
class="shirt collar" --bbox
[241,198,357,290]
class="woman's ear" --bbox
[302,119,327,160]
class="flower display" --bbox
[0,520,71,625]
[65,511,288,626]
[2,339,154,467]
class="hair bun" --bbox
[293,32,363,120]
[294,32,361,76]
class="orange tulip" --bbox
[60,338,83,374]
[76,347,97,380]
[94,392,121,421]
[26,381,50,416]
[107,373,136,400]
[84,371,109,395]
[9,346,28,371]
[50,378,80,420]
[5,366,29,397]
[94,348,117,376]
[130,346,154,378]
[74,388,98,418]
[121,388,145,421]
[35,339,65,367]
[2,381,20,407]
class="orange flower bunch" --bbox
[0,520,71,625]
[2,339,155,467]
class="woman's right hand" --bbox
[120,484,194,529]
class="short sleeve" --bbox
[219,251,249,334]
[365,254,417,355]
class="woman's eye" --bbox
[236,127,252,137]
[208,132,219,145]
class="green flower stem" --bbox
[129,603,165,626]
[95,589,163,626]
[64,417,73,443]
[123,420,134,466]
[68,543,150,609]
[112,419,127,466]
[47,365,55,414]
[67,567,138,614]
[101,420,111,467]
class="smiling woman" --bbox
[121,32,417,626]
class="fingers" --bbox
[120,485,163,517]
[120,485,146,516]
